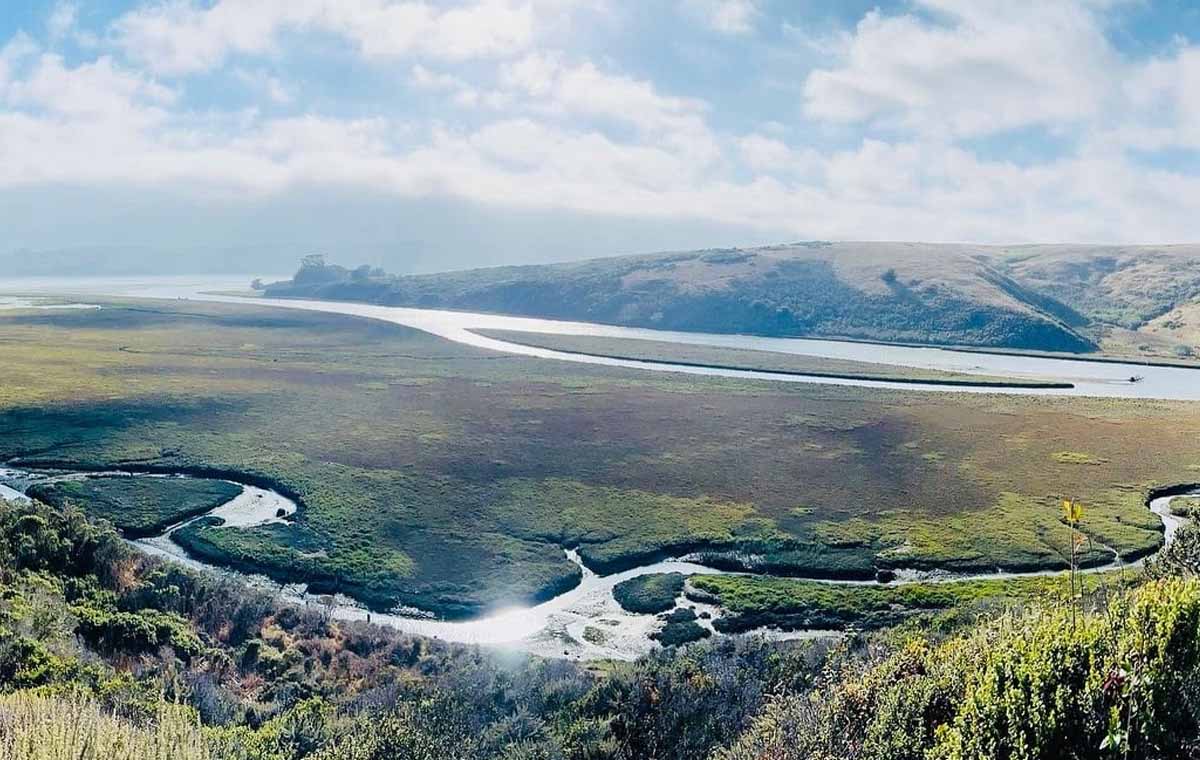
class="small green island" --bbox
[27,476,243,537]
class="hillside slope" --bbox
[264,243,1200,356]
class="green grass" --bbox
[1171,497,1200,518]
[689,571,1130,633]
[613,573,686,614]
[0,300,1196,617]
[1050,450,1109,465]
[26,477,242,537]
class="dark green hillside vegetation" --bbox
[266,247,1098,352]
[269,244,1200,359]
[1001,245,1200,336]
[26,476,242,537]
[1,300,1198,617]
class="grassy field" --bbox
[27,477,242,537]
[1,299,1198,617]
[475,330,1070,387]
[688,571,1127,633]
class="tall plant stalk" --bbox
[1063,498,1084,630]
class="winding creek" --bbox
[2,276,1200,659]
[1,465,1195,661]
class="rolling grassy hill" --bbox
[265,243,1200,358]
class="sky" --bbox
[5,0,1200,273]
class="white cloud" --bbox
[803,0,1117,138]
[47,2,78,41]
[234,68,293,105]
[409,64,497,107]
[738,134,820,177]
[6,55,1200,246]
[680,0,759,35]
[0,33,39,90]
[1118,46,1200,149]
[498,53,717,163]
[111,0,559,76]
[6,53,175,124]
[10,0,1200,251]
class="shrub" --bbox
[1145,522,1200,579]
[0,692,211,760]
[651,608,711,647]
[311,697,478,760]
[720,579,1200,760]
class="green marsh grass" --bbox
[1,300,1197,615]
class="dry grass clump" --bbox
[0,693,211,760]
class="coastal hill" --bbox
[264,242,1200,358]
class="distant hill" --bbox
[263,243,1200,357]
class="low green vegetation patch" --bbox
[651,607,711,647]
[6,464,1200,760]
[613,573,686,614]
[1051,450,1110,465]
[0,494,830,760]
[690,572,1124,633]
[1170,496,1200,518]
[26,476,242,537]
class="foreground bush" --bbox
[719,577,1200,760]
[0,692,210,760]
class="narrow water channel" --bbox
[2,466,1193,661]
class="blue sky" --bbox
[4,0,1200,272]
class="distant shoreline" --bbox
[469,330,1076,390]
[258,289,1200,373]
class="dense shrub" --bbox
[720,578,1200,760]
[1145,522,1200,579]
[311,697,478,760]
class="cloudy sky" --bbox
[4,0,1200,272]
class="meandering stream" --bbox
[1,465,1194,661]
